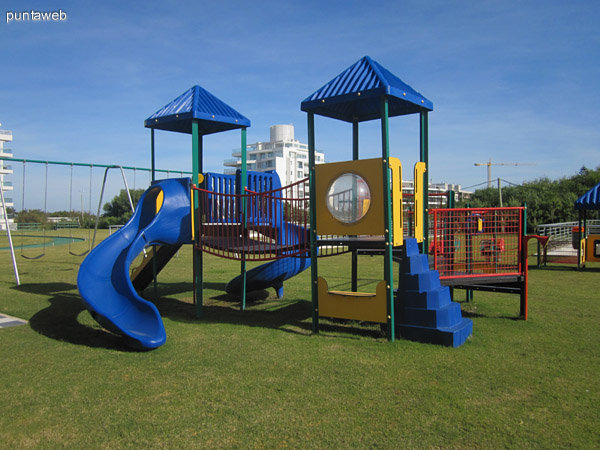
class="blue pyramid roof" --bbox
[575,181,600,210]
[145,85,250,135]
[301,56,433,122]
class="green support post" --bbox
[447,189,455,209]
[577,211,583,270]
[420,111,429,254]
[465,203,473,302]
[151,128,158,298]
[150,128,156,183]
[192,120,203,317]
[0,156,189,176]
[380,97,395,342]
[240,127,248,310]
[351,120,359,292]
[308,113,319,334]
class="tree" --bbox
[15,209,47,226]
[100,189,145,227]
[458,165,600,232]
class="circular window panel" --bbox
[326,173,371,224]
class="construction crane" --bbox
[474,159,536,188]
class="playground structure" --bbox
[300,56,473,345]
[72,56,544,349]
[573,181,600,267]
[533,181,600,268]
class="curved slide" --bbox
[225,224,311,298]
[77,178,192,349]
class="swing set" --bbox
[0,156,192,285]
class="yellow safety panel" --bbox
[190,187,196,241]
[389,158,403,247]
[586,235,600,262]
[317,277,388,323]
[413,162,426,243]
[156,189,164,214]
[315,158,387,236]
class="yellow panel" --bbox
[586,235,600,262]
[413,162,426,243]
[315,158,385,236]
[156,189,164,214]
[389,157,403,247]
[317,277,388,323]
[190,186,195,241]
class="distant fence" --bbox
[536,219,600,264]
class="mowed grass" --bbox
[0,229,598,449]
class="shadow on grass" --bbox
[531,265,600,273]
[14,282,137,351]
[14,280,387,349]
[460,309,523,321]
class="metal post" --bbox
[381,97,395,342]
[465,203,473,302]
[351,120,359,292]
[0,184,20,285]
[0,156,191,177]
[240,127,248,310]
[498,178,503,207]
[520,205,528,318]
[420,111,429,254]
[91,165,136,250]
[447,190,455,209]
[151,128,156,183]
[308,113,319,334]
[192,120,203,317]
[577,211,583,269]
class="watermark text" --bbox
[6,10,68,24]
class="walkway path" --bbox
[0,313,27,328]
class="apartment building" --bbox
[224,124,325,189]
[402,180,471,209]
[0,124,14,231]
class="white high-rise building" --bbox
[0,124,14,231]
[224,124,325,189]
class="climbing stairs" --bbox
[396,238,472,347]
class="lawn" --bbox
[0,229,598,448]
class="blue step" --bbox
[396,238,473,347]
[403,238,421,257]
[400,285,452,309]
[401,302,463,328]
[400,270,441,291]
[397,318,473,348]
[400,253,429,274]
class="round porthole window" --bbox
[326,173,371,224]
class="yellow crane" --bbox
[474,159,535,188]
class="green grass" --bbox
[0,229,598,448]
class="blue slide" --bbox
[77,178,192,349]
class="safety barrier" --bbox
[429,207,524,278]
[193,178,310,261]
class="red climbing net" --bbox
[429,207,524,278]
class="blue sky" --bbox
[1,0,599,210]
